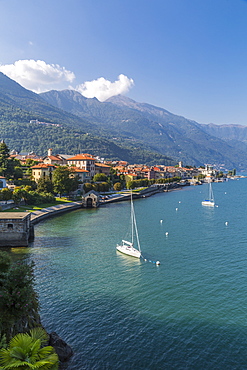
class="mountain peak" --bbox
[106,95,140,109]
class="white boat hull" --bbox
[202,182,215,207]
[116,244,141,258]
[202,200,215,207]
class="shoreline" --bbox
[29,183,186,225]
[30,201,82,225]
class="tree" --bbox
[0,258,39,340]
[113,182,122,191]
[83,183,93,193]
[12,188,25,205]
[53,166,78,197]
[0,142,23,180]
[25,159,39,167]
[12,164,23,180]
[93,173,107,182]
[0,327,59,369]
[0,141,10,177]
[0,252,11,281]
[0,188,12,201]
[37,178,54,194]
[96,181,109,192]
[126,180,135,190]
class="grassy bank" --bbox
[3,198,73,212]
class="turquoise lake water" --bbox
[13,179,247,369]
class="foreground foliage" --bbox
[0,252,39,341]
[0,327,59,370]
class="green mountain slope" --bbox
[201,123,247,143]
[0,72,173,165]
[40,90,247,169]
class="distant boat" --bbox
[202,182,215,207]
[116,192,141,258]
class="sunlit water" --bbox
[13,179,247,369]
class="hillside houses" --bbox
[112,163,200,183]
[6,147,219,187]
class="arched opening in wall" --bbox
[86,197,93,208]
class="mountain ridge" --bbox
[40,89,247,169]
[0,72,174,165]
[0,71,246,169]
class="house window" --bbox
[7,224,13,229]
[0,181,3,188]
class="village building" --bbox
[81,190,100,208]
[199,164,218,179]
[67,154,96,178]
[95,163,111,176]
[43,148,68,165]
[0,176,7,189]
[70,167,90,189]
[124,172,138,182]
[10,152,43,165]
[147,167,156,180]
[31,164,56,183]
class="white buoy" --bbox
[156,261,160,265]
[179,201,181,203]
[225,192,227,194]
[160,219,163,224]
[176,208,178,211]
[165,232,169,236]
[225,221,228,226]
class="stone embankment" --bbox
[29,183,189,223]
[100,183,186,205]
[30,202,82,225]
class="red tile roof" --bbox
[70,167,89,173]
[44,155,62,161]
[95,163,111,168]
[67,154,96,161]
[31,164,55,169]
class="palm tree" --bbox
[0,327,59,370]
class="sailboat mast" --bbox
[209,182,214,201]
[131,192,134,245]
[133,208,141,253]
[130,191,141,253]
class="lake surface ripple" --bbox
[18,179,247,369]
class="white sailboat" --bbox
[202,182,215,207]
[116,192,142,258]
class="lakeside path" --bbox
[29,190,158,225]
[30,201,82,225]
[30,184,187,225]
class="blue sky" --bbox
[1,0,247,125]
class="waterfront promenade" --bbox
[30,201,82,224]
[30,183,185,225]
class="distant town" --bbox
[0,144,237,196]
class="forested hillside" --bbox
[1,71,247,169]
[0,73,173,165]
[41,90,247,170]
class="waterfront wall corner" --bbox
[0,212,33,247]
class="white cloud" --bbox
[0,59,75,93]
[75,74,134,101]
[0,60,134,99]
